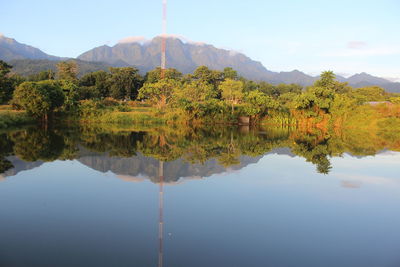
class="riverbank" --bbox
[0,109,34,129]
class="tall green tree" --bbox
[223,67,238,80]
[192,66,224,90]
[174,80,218,103]
[242,90,278,120]
[315,71,351,94]
[109,67,143,100]
[145,67,182,83]
[138,79,181,108]
[0,60,14,104]
[219,79,244,114]
[56,61,78,82]
[79,70,110,99]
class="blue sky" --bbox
[1,0,399,80]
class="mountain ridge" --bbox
[1,34,399,92]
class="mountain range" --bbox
[1,34,399,92]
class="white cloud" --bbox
[118,34,208,46]
[118,36,148,44]
[158,34,207,46]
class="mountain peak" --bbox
[347,72,390,85]
[77,36,270,79]
[0,35,59,61]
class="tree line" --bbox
[0,59,399,123]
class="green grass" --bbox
[98,111,167,124]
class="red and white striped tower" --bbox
[161,0,167,79]
[159,1,167,266]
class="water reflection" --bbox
[1,124,399,180]
[0,125,400,266]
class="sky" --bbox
[1,0,399,80]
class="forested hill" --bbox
[8,59,113,77]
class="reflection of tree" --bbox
[217,131,240,167]
[79,130,145,157]
[10,129,65,162]
[2,121,400,177]
[291,133,332,174]
[138,128,184,162]
[0,133,14,173]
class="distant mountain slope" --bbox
[78,36,276,81]
[0,35,60,61]
[346,72,389,85]
[269,70,317,85]
[8,59,113,77]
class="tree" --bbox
[28,70,55,81]
[315,71,351,94]
[242,90,278,120]
[12,80,64,122]
[352,86,387,103]
[174,80,218,103]
[58,80,80,111]
[242,79,259,92]
[314,71,336,89]
[138,79,181,108]
[223,67,238,80]
[294,71,347,114]
[56,61,78,82]
[295,86,335,113]
[0,60,14,104]
[192,66,223,90]
[219,79,244,114]
[145,67,182,83]
[79,70,110,99]
[109,67,143,100]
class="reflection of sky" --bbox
[0,153,399,267]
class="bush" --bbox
[78,100,106,118]
[12,80,64,120]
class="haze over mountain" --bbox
[1,34,399,92]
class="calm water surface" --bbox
[0,125,399,267]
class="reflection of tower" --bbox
[161,0,167,79]
[159,0,167,262]
[158,160,164,267]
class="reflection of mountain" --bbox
[270,147,296,157]
[77,151,263,183]
[2,156,44,178]
[0,149,263,183]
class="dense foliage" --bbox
[1,121,399,177]
[0,59,399,126]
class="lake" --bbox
[0,124,399,267]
